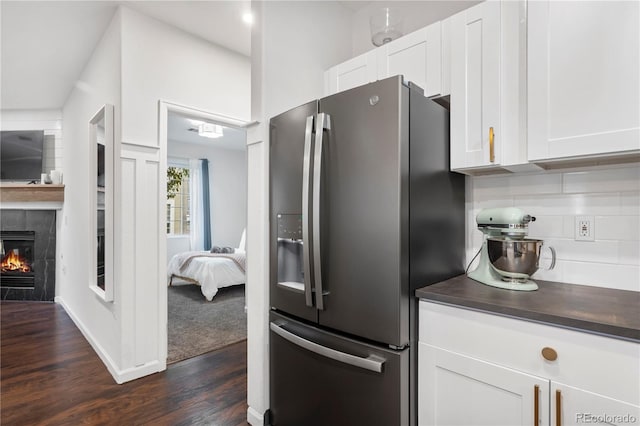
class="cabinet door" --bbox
[325,50,378,96]
[378,23,442,97]
[419,343,550,426]
[440,17,451,96]
[552,383,640,426]
[528,1,640,161]
[450,1,501,169]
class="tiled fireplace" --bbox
[0,210,56,301]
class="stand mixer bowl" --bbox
[487,237,543,282]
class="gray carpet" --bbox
[168,283,247,364]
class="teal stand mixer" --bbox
[468,207,556,291]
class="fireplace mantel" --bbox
[0,183,64,203]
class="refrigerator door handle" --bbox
[302,115,314,308]
[270,321,385,373]
[313,113,330,310]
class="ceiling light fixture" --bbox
[242,12,254,25]
[198,123,224,139]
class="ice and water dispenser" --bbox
[277,214,305,292]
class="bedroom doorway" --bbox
[159,103,248,365]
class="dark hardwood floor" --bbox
[0,301,248,425]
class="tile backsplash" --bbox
[466,164,640,292]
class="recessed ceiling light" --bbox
[242,12,254,25]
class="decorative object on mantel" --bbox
[370,7,403,46]
[50,170,63,185]
[0,183,64,203]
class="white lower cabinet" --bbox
[418,301,640,426]
[419,343,549,425]
[552,383,640,426]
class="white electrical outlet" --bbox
[575,215,595,241]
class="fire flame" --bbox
[1,250,32,273]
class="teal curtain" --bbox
[201,159,211,250]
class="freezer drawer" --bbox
[269,311,409,426]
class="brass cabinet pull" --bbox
[489,127,495,163]
[556,389,562,426]
[542,347,558,361]
[534,385,540,425]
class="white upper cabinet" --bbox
[450,1,501,170]
[440,17,452,96]
[377,22,442,97]
[449,1,530,172]
[325,50,378,96]
[325,21,445,98]
[528,1,640,162]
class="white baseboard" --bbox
[55,296,164,384]
[247,406,265,426]
[116,360,164,384]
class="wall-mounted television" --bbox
[0,131,44,181]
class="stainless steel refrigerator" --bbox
[268,76,465,426]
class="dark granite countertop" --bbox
[415,275,640,343]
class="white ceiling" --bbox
[123,1,251,56]
[0,1,251,110]
[167,112,246,151]
[1,1,118,110]
[339,1,373,12]
[1,1,472,111]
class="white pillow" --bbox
[237,228,246,252]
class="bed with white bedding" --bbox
[168,230,246,301]
[167,250,245,301]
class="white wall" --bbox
[115,6,251,381]
[59,10,123,376]
[350,1,480,56]
[258,3,353,119]
[247,1,353,424]
[120,7,250,147]
[57,5,251,384]
[466,164,640,292]
[167,235,190,262]
[167,139,247,257]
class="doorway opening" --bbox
[160,103,248,364]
